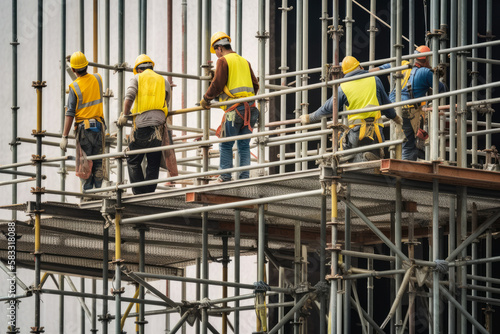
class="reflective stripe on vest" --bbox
[70,73,104,122]
[132,69,168,117]
[218,53,255,110]
[340,76,381,122]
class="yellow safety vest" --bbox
[218,53,255,111]
[132,69,168,117]
[340,76,381,122]
[340,76,383,145]
[69,73,104,123]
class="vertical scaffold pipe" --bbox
[394,0,403,159]
[10,0,19,331]
[345,0,353,56]
[225,0,230,36]
[457,0,468,168]
[408,0,414,54]
[81,277,86,334]
[254,204,268,332]
[369,0,377,66]
[448,196,456,333]
[321,0,328,101]
[432,178,441,334]
[471,0,479,162]
[140,0,147,53]
[114,2,125,334]
[93,0,98,74]
[485,229,493,330]
[167,0,172,85]
[294,221,301,334]
[471,203,478,334]
[222,235,229,334]
[201,2,211,333]
[234,210,241,334]
[196,0,202,135]
[33,0,45,331]
[439,0,448,159]
[80,0,84,51]
[460,187,468,333]
[138,226,147,334]
[279,0,290,173]
[301,0,309,171]
[485,0,493,149]
[395,180,403,331]
[448,0,457,164]
[102,222,109,334]
[59,275,64,334]
[91,279,97,333]
[258,0,266,169]
[320,195,327,334]
[294,0,303,171]
[343,184,351,334]
[182,0,188,141]
[236,0,242,54]
[104,0,110,133]
[60,0,67,202]
[430,0,441,161]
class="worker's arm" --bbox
[203,57,229,101]
[248,62,260,94]
[62,116,74,137]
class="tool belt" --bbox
[75,118,103,132]
[402,105,427,138]
[215,101,255,138]
[339,117,384,150]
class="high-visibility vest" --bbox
[69,73,104,123]
[218,53,255,111]
[340,76,381,122]
[132,69,168,117]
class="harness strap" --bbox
[216,101,256,138]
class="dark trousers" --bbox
[127,126,162,195]
[77,127,103,190]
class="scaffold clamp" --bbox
[29,327,44,334]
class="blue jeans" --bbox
[127,126,162,194]
[77,127,103,190]
[402,116,419,161]
[343,124,385,162]
[219,105,259,181]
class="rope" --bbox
[434,259,449,274]
[254,281,271,294]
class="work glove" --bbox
[393,115,403,126]
[200,98,210,110]
[117,112,128,127]
[60,136,68,152]
[299,114,310,124]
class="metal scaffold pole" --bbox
[295,0,303,172]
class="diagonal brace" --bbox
[439,284,489,334]
[342,199,409,262]
[121,265,178,309]
[446,210,500,262]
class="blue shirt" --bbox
[379,63,446,102]
[309,69,396,123]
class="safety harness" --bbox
[215,86,255,138]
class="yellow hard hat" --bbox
[341,56,360,75]
[342,56,359,74]
[133,54,155,75]
[210,31,231,54]
[70,51,88,70]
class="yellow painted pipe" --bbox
[120,286,140,329]
[168,106,205,116]
[331,183,337,219]
[115,213,121,260]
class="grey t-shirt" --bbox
[125,73,171,128]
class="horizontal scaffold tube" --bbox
[208,301,296,315]
[0,156,74,170]
[132,271,292,294]
[40,288,175,307]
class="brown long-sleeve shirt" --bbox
[203,51,260,102]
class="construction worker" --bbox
[200,32,260,182]
[300,56,402,162]
[117,54,171,194]
[61,51,105,190]
[375,45,446,160]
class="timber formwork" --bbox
[1,1,500,334]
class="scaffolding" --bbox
[1,1,500,333]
